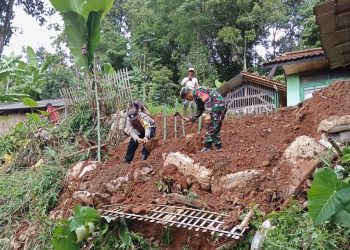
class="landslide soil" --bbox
[53,81,350,249]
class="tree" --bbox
[0,0,52,59]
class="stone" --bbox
[164,152,212,190]
[211,170,263,193]
[318,115,350,133]
[93,193,111,207]
[283,136,326,164]
[73,191,94,205]
[78,162,98,178]
[105,176,129,193]
[66,161,85,180]
[133,163,155,182]
[280,136,327,197]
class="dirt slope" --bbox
[52,81,350,249]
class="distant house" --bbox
[0,99,66,136]
[263,48,350,106]
[262,0,350,107]
[217,71,286,115]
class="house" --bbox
[217,71,286,115]
[0,99,66,136]
[262,0,350,107]
[263,48,350,106]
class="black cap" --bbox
[180,87,191,99]
[127,108,139,121]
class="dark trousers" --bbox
[124,127,156,163]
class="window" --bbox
[303,84,326,100]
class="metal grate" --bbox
[100,204,248,240]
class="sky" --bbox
[3,0,269,60]
[3,0,63,57]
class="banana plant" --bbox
[8,46,53,100]
[49,0,115,71]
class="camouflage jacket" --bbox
[191,87,226,121]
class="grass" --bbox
[0,142,79,249]
[236,203,350,250]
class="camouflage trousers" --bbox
[205,110,224,146]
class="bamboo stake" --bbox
[94,55,101,162]
[198,116,202,133]
[163,103,167,141]
[174,99,178,138]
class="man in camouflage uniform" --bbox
[180,86,227,151]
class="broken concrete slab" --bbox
[278,135,328,197]
[212,170,263,193]
[164,152,212,190]
[318,115,350,133]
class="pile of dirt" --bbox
[52,81,350,249]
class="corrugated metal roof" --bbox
[0,99,67,112]
[217,71,286,96]
[315,0,350,69]
[263,48,326,67]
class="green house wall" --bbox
[286,74,300,106]
[286,67,350,106]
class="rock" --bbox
[211,170,263,193]
[111,195,126,204]
[318,115,350,133]
[164,152,212,190]
[79,162,98,178]
[283,136,326,164]
[73,191,94,205]
[133,163,155,182]
[79,182,89,190]
[331,131,350,145]
[67,161,85,179]
[105,176,129,193]
[279,136,327,197]
[66,161,98,180]
[93,193,111,207]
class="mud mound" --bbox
[52,81,350,249]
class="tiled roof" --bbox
[263,48,325,67]
[217,71,286,96]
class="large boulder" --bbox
[163,152,212,190]
[318,115,350,133]
[278,136,328,197]
[211,170,263,193]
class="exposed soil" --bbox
[52,81,350,249]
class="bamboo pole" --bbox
[94,55,101,162]
[198,115,202,133]
[163,103,167,141]
[174,99,178,138]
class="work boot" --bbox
[122,159,130,164]
[200,142,212,152]
[215,143,223,152]
[200,147,211,152]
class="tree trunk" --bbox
[243,37,247,71]
[0,0,15,60]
